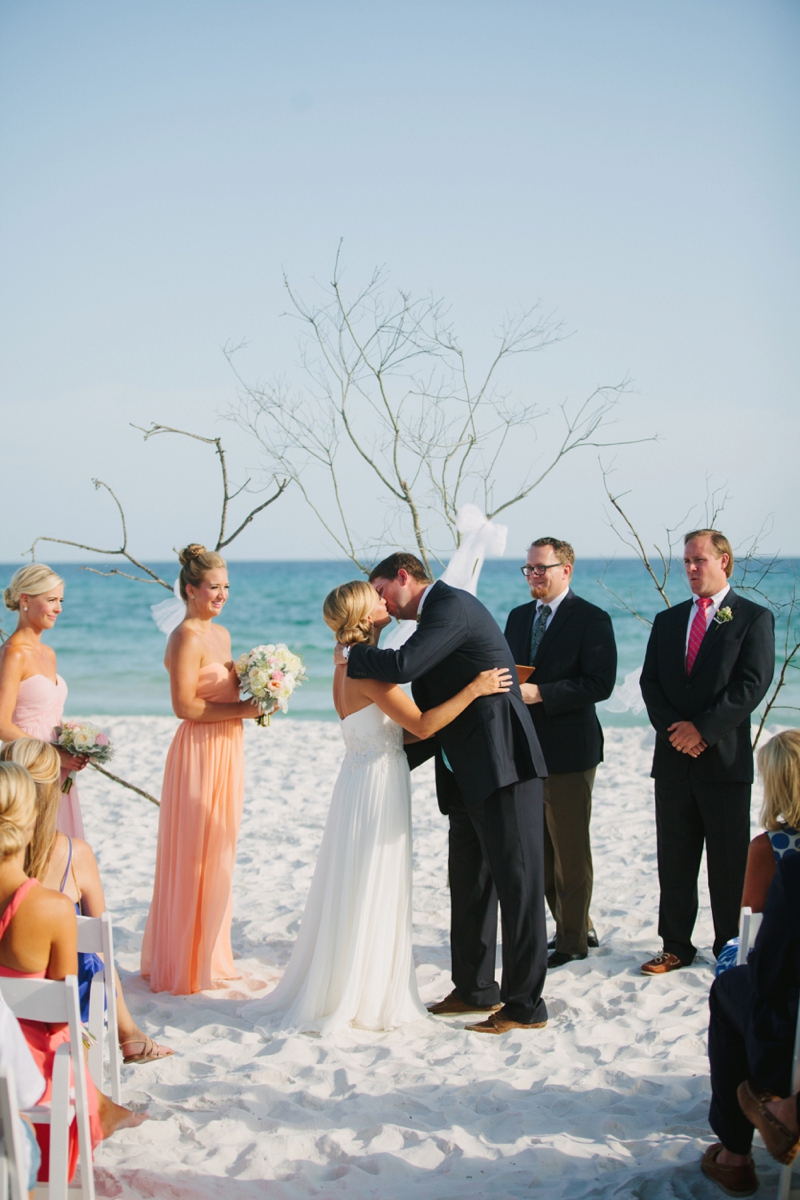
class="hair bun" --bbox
[3,586,17,612]
[179,544,207,568]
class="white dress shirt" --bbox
[536,585,570,630]
[415,583,435,619]
[684,584,731,652]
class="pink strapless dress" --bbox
[141,663,245,995]
[12,674,84,839]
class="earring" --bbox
[23,604,28,612]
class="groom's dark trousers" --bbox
[348,580,549,1025]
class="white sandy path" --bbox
[71,718,784,1199]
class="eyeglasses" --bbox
[520,563,564,578]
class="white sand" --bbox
[71,717,784,1198]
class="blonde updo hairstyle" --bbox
[4,564,64,612]
[0,762,36,861]
[323,581,376,646]
[758,730,800,832]
[178,544,227,602]
[0,739,62,880]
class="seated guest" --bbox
[0,988,45,1197]
[0,737,172,1064]
[504,537,616,965]
[715,730,800,974]
[702,851,800,1196]
[0,760,145,1185]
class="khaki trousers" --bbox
[543,768,596,956]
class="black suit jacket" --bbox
[503,590,617,775]
[747,853,800,1092]
[640,588,774,783]
[347,581,547,809]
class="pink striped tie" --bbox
[686,597,713,673]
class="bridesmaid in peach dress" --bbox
[0,565,87,838]
[141,544,262,996]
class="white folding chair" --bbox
[736,906,764,965]
[0,1066,26,1200]
[0,976,95,1200]
[76,914,121,1104]
[777,1004,800,1200]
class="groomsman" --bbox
[640,529,775,975]
[504,538,617,967]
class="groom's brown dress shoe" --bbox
[641,951,683,975]
[737,1080,800,1164]
[464,1011,547,1035]
[427,990,502,1016]
[700,1144,757,1196]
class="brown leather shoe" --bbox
[464,1011,548,1035]
[641,951,683,975]
[427,990,502,1016]
[700,1144,757,1196]
[737,1080,800,1165]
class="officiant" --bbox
[504,538,617,967]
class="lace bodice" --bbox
[340,704,405,769]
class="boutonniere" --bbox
[713,606,733,625]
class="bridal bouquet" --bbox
[54,720,114,792]
[235,643,307,726]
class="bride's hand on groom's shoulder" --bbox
[470,668,513,698]
[333,643,348,667]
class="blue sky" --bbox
[1,0,798,565]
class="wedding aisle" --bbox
[79,719,779,1199]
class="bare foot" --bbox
[716,1147,753,1167]
[97,1093,149,1138]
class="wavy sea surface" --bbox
[2,559,797,725]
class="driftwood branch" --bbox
[27,427,288,583]
[89,761,160,807]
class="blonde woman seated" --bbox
[241,580,512,1036]
[0,761,144,1186]
[0,737,172,1064]
[716,729,800,975]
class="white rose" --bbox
[72,729,93,750]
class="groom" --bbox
[335,552,549,1034]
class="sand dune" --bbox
[72,717,782,1198]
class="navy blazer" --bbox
[640,588,774,783]
[503,590,617,775]
[746,853,800,1093]
[347,581,547,808]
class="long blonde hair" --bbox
[323,581,375,646]
[0,738,62,879]
[758,730,800,832]
[0,762,36,861]
[4,563,64,612]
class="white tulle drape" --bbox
[603,667,646,715]
[382,505,508,651]
[150,578,186,637]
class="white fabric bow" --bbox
[150,578,186,637]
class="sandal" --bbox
[737,1080,800,1165]
[121,1036,174,1064]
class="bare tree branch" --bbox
[89,761,160,807]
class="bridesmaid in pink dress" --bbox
[141,544,262,996]
[0,565,87,838]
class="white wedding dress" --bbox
[241,704,428,1035]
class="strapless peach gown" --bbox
[141,663,245,995]
[12,674,84,839]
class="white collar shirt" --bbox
[685,584,731,651]
[415,583,435,620]
[536,585,570,631]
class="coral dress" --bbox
[0,879,102,1183]
[12,673,84,839]
[141,662,245,995]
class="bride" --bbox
[241,580,511,1036]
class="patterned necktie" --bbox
[530,604,551,662]
[686,596,714,673]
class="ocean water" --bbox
[2,559,798,725]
